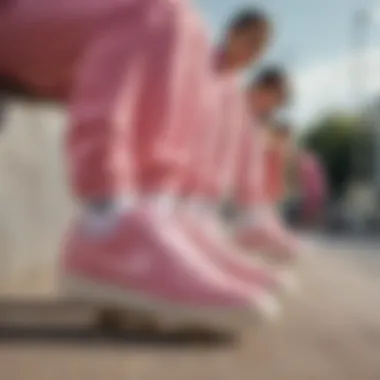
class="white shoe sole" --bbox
[278,269,299,296]
[60,273,262,333]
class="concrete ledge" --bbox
[0,100,74,296]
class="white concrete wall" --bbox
[0,100,75,294]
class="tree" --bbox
[302,112,374,199]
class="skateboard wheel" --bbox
[96,309,125,333]
[95,308,160,333]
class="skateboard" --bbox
[94,308,231,340]
[0,297,234,341]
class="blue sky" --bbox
[194,0,380,127]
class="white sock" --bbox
[81,195,136,235]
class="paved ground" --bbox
[0,243,379,380]
[0,102,379,380]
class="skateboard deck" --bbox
[0,297,235,340]
[0,297,161,332]
[0,270,241,337]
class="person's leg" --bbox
[232,124,301,264]
[63,1,275,329]
[175,83,293,296]
[264,147,301,248]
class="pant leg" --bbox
[180,76,220,200]
[135,4,211,196]
[194,79,245,204]
[234,121,266,210]
[212,82,246,202]
[264,147,286,205]
[66,0,205,201]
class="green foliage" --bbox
[302,112,372,199]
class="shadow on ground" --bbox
[0,324,236,349]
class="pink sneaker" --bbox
[234,209,300,264]
[60,203,277,331]
[265,207,302,252]
[177,204,296,295]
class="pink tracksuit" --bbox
[0,0,209,200]
[179,70,246,203]
[205,76,247,201]
[176,57,220,200]
[263,142,287,204]
[234,120,267,208]
[235,124,288,208]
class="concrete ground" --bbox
[0,247,379,380]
